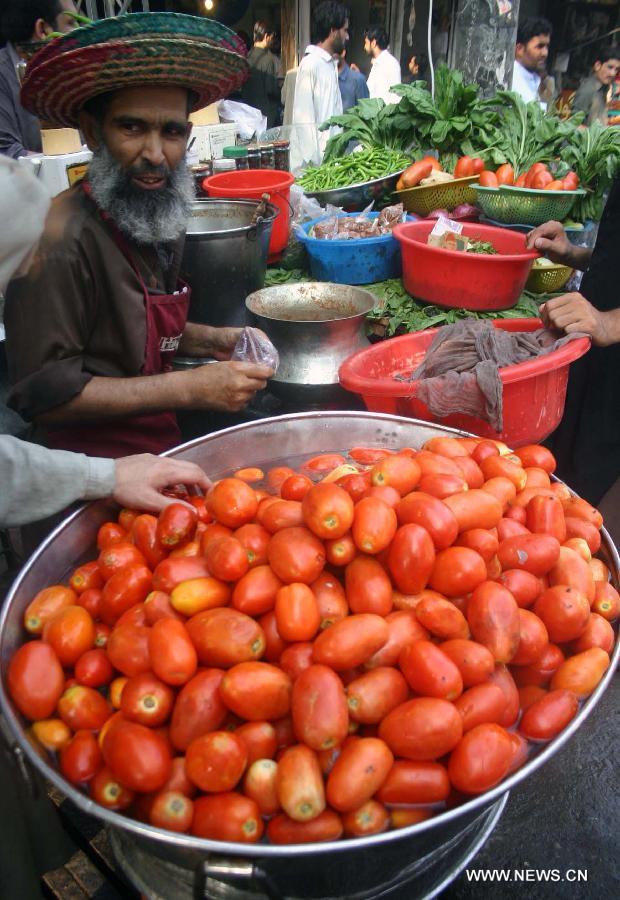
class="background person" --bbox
[572,45,620,126]
[240,20,281,129]
[511,17,553,105]
[363,26,401,105]
[0,0,77,158]
[291,1,349,165]
[4,15,273,461]
[337,47,368,111]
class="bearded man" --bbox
[4,13,273,458]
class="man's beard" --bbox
[87,143,194,245]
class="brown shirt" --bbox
[5,183,185,422]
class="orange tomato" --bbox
[479,170,499,187]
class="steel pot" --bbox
[182,199,278,328]
[0,413,618,899]
[245,283,375,402]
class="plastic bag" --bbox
[217,100,267,141]
[231,327,279,372]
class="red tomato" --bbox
[258,499,305,533]
[497,569,543,608]
[574,613,615,653]
[186,730,248,792]
[444,489,503,532]
[456,528,499,563]
[336,472,372,503]
[43,605,95,667]
[235,721,278,763]
[152,556,210,593]
[220,662,292,721]
[365,610,429,668]
[378,697,463,761]
[439,638,495,688]
[369,454,421,496]
[207,478,258,528]
[430,547,487,598]
[326,737,393,812]
[345,555,393,616]
[351,497,398,554]
[454,683,506,732]
[349,447,394,464]
[131,515,167,570]
[243,759,281,816]
[291,664,349,750]
[106,623,151,677]
[232,565,284,617]
[100,565,153,626]
[454,156,474,178]
[487,664,520,727]
[258,609,289,662]
[70,562,104,595]
[187,607,266,667]
[58,685,111,731]
[169,669,226,751]
[531,170,553,189]
[149,618,197,686]
[90,766,134,810]
[496,163,514,185]
[75,648,114,688]
[512,642,565,688]
[234,523,271,568]
[400,640,463,700]
[514,444,556,473]
[302,453,347,473]
[550,647,610,696]
[466,580,520,663]
[396,492,459,550]
[266,466,295,491]
[564,517,601,555]
[592,581,620,621]
[325,532,357,567]
[479,170,499,187]
[549,546,595,603]
[120,672,175,727]
[77,588,103,619]
[144,590,183,625]
[277,744,326,821]
[313,614,389,670]
[312,572,349,629]
[8,642,65,721]
[96,522,126,550]
[562,171,579,190]
[510,608,549,666]
[149,791,194,833]
[497,533,561,576]
[31,719,72,752]
[267,526,326,585]
[191,793,263,843]
[60,730,103,784]
[415,595,469,640]
[342,800,390,838]
[545,180,565,190]
[98,543,146,581]
[301,483,355,540]
[345,667,409,723]
[533,585,590,643]
[387,523,436,594]
[280,474,313,501]
[448,723,513,794]
[267,810,342,844]
[102,719,172,792]
[204,536,249,582]
[519,689,579,742]
[471,158,485,175]
[376,760,450,805]
[418,473,467,499]
[275,583,321,642]
[279,642,315,680]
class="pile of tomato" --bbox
[6,437,617,845]
[454,157,580,192]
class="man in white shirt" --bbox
[292,1,349,166]
[511,17,553,106]
[364,26,401,105]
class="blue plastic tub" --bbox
[297,212,416,284]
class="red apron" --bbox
[46,182,190,458]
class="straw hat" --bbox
[20,13,249,129]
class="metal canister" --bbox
[259,143,276,169]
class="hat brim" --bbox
[21,37,248,128]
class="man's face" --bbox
[409,56,419,76]
[95,86,191,189]
[364,37,373,56]
[330,21,349,56]
[594,58,620,86]
[516,33,550,74]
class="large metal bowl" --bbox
[302,169,405,212]
[1,412,618,899]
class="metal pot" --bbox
[245,283,375,402]
[0,413,618,898]
[182,199,278,328]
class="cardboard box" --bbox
[190,123,237,161]
[41,128,83,155]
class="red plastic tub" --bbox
[339,319,590,447]
[392,221,539,311]
[203,169,295,263]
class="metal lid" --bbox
[223,145,248,159]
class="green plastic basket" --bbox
[473,185,585,227]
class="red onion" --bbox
[451,204,480,220]
[425,209,450,220]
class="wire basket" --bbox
[473,185,585,227]
[394,176,479,216]
[526,262,573,293]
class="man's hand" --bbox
[182,361,274,411]
[526,220,575,265]
[207,327,244,361]
[540,292,620,347]
[113,455,211,512]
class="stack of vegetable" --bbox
[6,438,617,843]
[297,148,411,193]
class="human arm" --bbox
[525,221,593,270]
[178,322,242,360]
[0,436,211,527]
[0,70,32,160]
[540,293,620,347]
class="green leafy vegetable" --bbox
[560,123,620,222]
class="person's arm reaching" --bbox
[526,221,593,271]
[0,437,211,527]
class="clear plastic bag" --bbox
[231,327,279,372]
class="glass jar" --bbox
[259,144,276,169]
[247,145,261,169]
[212,158,237,174]
[190,162,213,198]
[272,140,290,172]
[223,145,250,170]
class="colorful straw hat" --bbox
[21,13,249,129]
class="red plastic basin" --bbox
[392,221,539,311]
[339,319,591,447]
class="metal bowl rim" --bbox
[0,410,617,859]
[302,167,406,200]
[186,198,279,239]
[245,282,377,322]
